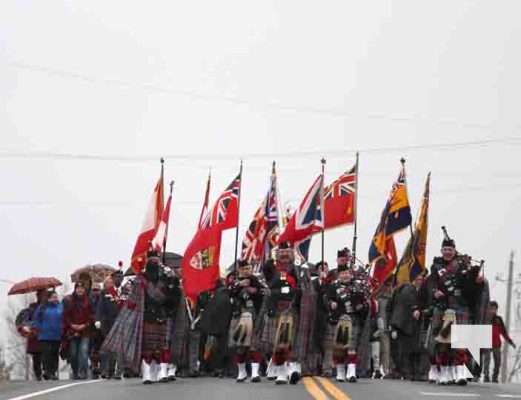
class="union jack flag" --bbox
[278,174,324,261]
[202,174,240,231]
[242,164,280,268]
[324,165,356,229]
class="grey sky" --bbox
[1,1,520,326]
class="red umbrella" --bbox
[8,277,62,295]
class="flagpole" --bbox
[394,157,414,284]
[351,151,360,266]
[321,158,326,266]
[401,157,415,240]
[234,160,244,275]
[162,180,174,264]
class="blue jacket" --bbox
[33,302,63,341]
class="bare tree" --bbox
[0,345,14,381]
[4,294,33,380]
[508,345,521,382]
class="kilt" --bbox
[323,323,336,349]
[346,316,363,350]
[142,321,168,352]
[432,306,470,326]
[166,317,174,343]
[255,312,299,354]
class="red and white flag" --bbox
[131,171,164,272]
[151,190,172,253]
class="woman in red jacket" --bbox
[62,282,95,379]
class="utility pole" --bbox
[501,251,515,383]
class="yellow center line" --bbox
[316,377,351,400]
[302,377,330,400]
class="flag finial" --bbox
[160,157,165,165]
[400,157,406,165]
[321,157,326,165]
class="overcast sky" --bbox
[1,1,521,329]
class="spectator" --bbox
[33,291,63,380]
[96,274,123,379]
[19,290,47,381]
[482,301,516,383]
[63,282,95,380]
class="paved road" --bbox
[3,378,521,400]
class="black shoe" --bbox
[251,376,261,383]
[484,376,490,382]
[348,376,357,383]
[374,371,383,379]
[289,372,300,385]
[492,378,499,383]
[43,373,50,381]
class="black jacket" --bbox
[95,288,121,336]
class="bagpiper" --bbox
[228,259,266,382]
[257,241,301,385]
[427,228,484,385]
[326,255,371,382]
[102,253,178,384]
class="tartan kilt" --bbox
[166,317,174,343]
[431,306,470,351]
[347,316,363,349]
[432,306,470,325]
[142,321,168,352]
[322,323,336,351]
[255,312,299,354]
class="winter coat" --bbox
[62,294,95,338]
[95,288,121,336]
[33,302,63,341]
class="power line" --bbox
[2,182,521,207]
[2,60,521,131]
[0,137,520,163]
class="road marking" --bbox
[315,377,351,400]
[419,393,480,397]
[6,380,103,400]
[496,396,521,398]
[302,377,329,400]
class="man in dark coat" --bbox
[312,261,333,377]
[199,279,233,378]
[387,272,429,380]
[96,271,123,379]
